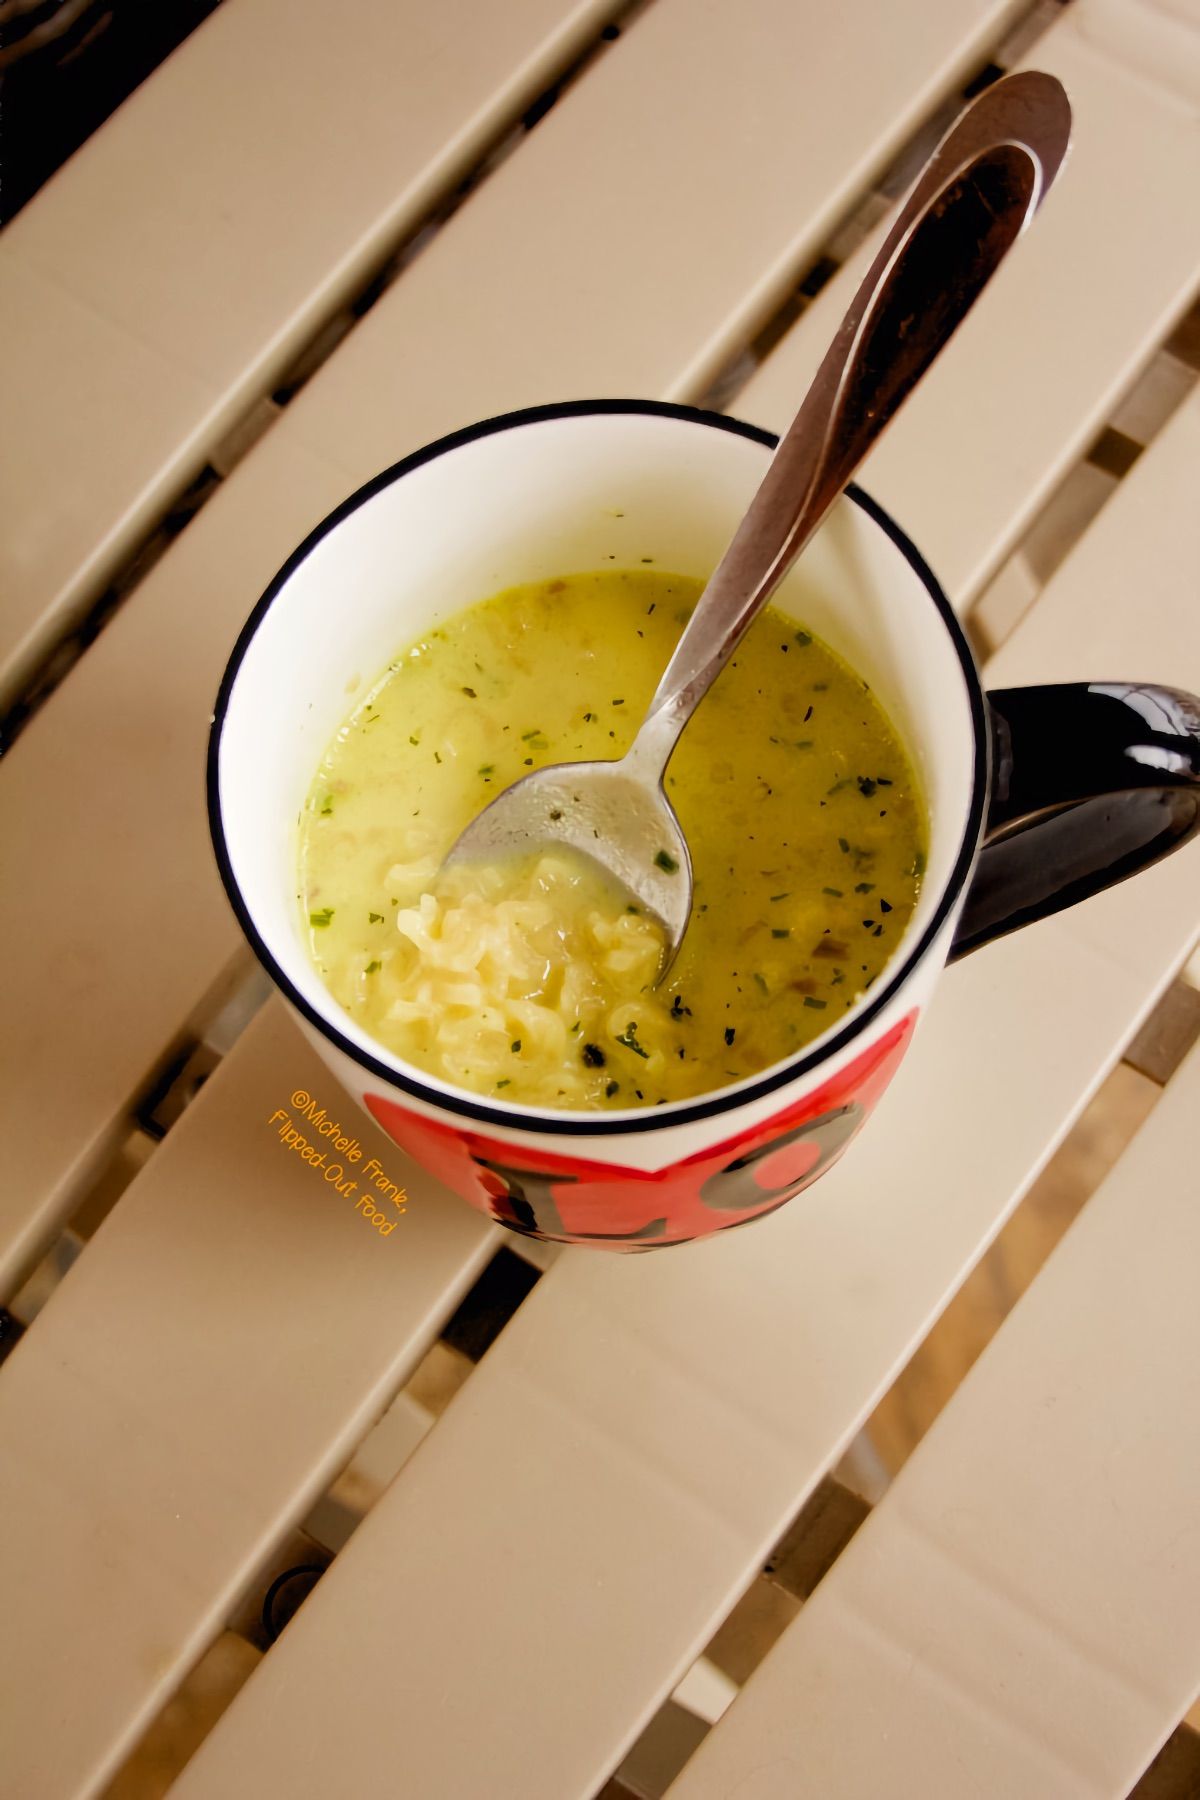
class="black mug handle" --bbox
[950,683,1200,960]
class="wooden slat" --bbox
[0,1003,497,1800]
[0,0,630,705]
[669,1044,1200,1800]
[735,0,1200,609]
[163,390,1200,1800]
[0,0,1025,1296]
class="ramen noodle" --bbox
[299,569,925,1109]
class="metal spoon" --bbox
[446,71,1072,964]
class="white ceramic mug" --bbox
[209,402,1200,1249]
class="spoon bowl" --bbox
[446,740,694,956]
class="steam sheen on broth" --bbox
[299,569,926,1109]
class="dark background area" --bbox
[1,0,221,226]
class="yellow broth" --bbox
[299,569,926,1109]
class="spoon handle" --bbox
[627,70,1071,779]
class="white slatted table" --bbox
[1,1,1197,1796]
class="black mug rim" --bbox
[207,398,990,1137]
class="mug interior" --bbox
[212,403,984,1120]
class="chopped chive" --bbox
[616,1024,649,1059]
[605,1081,620,1098]
[612,698,625,706]
[769,892,790,903]
[855,882,875,894]
[795,629,812,646]
[319,794,334,816]
[365,960,381,974]
[368,911,384,923]
[521,729,542,741]
[496,1079,511,1089]
[461,686,477,698]
[753,972,769,995]
[771,927,790,939]
[408,734,420,746]
[309,908,334,928]
[822,886,843,897]
[654,849,679,874]
[582,1043,606,1067]
[478,764,494,777]
[803,996,828,1010]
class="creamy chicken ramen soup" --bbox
[299,569,926,1110]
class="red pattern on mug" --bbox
[364,1011,916,1248]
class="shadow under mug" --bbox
[209,402,1200,1251]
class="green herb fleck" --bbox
[309,908,334,928]
[582,1043,606,1067]
[496,1079,511,1089]
[854,882,875,894]
[654,849,679,874]
[478,764,494,777]
[365,960,381,974]
[319,794,334,816]
[511,1039,522,1054]
[408,734,420,746]
[605,1080,620,1098]
[461,686,477,698]
[368,911,384,923]
[771,927,790,939]
[616,1023,650,1059]
[803,996,828,1010]
[769,892,789,903]
[794,630,812,647]
[724,1026,736,1046]
[822,886,842,897]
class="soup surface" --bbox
[299,569,925,1109]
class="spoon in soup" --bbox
[446,71,1072,964]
